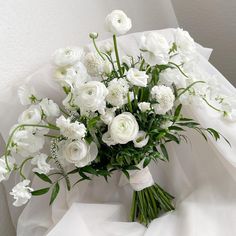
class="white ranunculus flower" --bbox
[53,47,84,67]
[18,86,39,106]
[106,78,131,107]
[62,140,98,168]
[40,98,60,118]
[10,180,33,207]
[138,102,151,112]
[126,68,149,87]
[64,62,89,88]
[10,130,45,157]
[0,156,15,182]
[31,153,53,174]
[151,85,175,115]
[133,131,149,148]
[56,116,87,139]
[174,28,196,55]
[18,106,42,124]
[75,81,108,115]
[159,68,187,88]
[102,131,117,146]
[140,32,170,66]
[105,10,132,35]
[83,52,104,77]
[100,108,116,125]
[110,112,139,144]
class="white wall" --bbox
[172,0,236,86]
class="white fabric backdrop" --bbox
[0,1,178,234]
[1,29,236,236]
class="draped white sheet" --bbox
[0,29,236,236]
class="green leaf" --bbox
[178,122,199,128]
[125,165,140,171]
[122,169,130,179]
[143,157,151,168]
[165,133,180,144]
[35,172,52,184]
[50,182,60,205]
[160,144,169,161]
[81,166,97,175]
[79,170,92,180]
[174,104,182,121]
[31,187,50,196]
[168,126,185,131]
[207,128,220,141]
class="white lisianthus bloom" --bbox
[138,102,151,112]
[105,10,132,35]
[83,52,104,77]
[100,108,116,125]
[140,32,170,66]
[126,68,149,87]
[18,106,42,124]
[40,98,60,118]
[31,153,53,174]
[62,140,98,168]
[160,120,173,129]
[222,98,236,122]
[159,68,187,88]
[110,112,139,144]
[174,28,196,55]
[56,116,87,139]
[10,130,45,157]
[0,156,15,182]
[106,78,132,107]
[18,86,39,105]
[102,131,117,146]
[10,180,33,207]
[75,81,108,115]
[53,47,84,67]
[151,85,175,115]
[133,131,149,148]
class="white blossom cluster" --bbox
[1,9,234,208]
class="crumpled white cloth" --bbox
[0,29,236,236]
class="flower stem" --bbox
[113,35,122,77]
[92,38,105,60]
[18,157,33,179]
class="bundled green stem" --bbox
[130,184,175,225]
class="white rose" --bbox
[126,68,148,87]
[75,81,108,115]
[110,112,139,144]
[10,180,33,207]
[18,106,42,124]
[102,131,117,146]
[18,86,39,105]
[62,140,98,168]
[133,131,149,148]
[0,156,15,182]
[159,68,187,88]
[40,98,60,118]
[106,78,132,107]
[10,130,45,157]
[151,85,175,114]
[140,32,170,66]
[56,116,87,139]
[31,153,53,175]
[53,47,84,67]
[83,52,104,77]
[174,28,196,55]
[138,102,151,112]
[100,108,116,125]
[105,10,132,35]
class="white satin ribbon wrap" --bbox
[129,166,155,191]
[1,29,236,236]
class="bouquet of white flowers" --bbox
[1,10,231,225]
